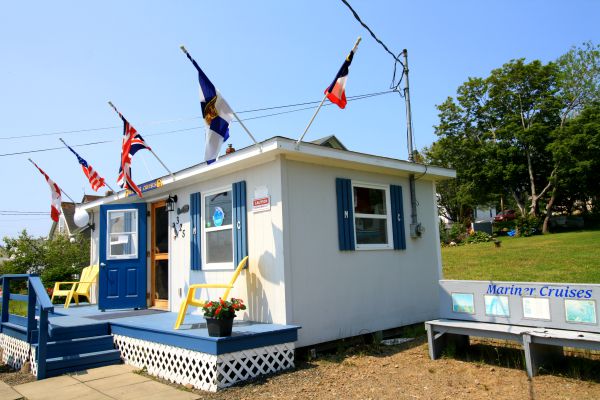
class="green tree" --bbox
[1,230,90,289]
[426,59,560,221]
[541,42,600,232]
[427,43,600,232]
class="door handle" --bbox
[100,263,106,267]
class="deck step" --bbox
[45,358,122,378]
[48,322,110,340]
[45,349,121,373]
[32,335,115,358]
[0,321,29,341]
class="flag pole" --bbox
[28,158,77,203]
[295,94,328,146]
[107,101,175,180]
[58,138,116,192]
[295,37,362,147]
[179,45,260,148]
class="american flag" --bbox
[65,145,106,192]
[117,114,151,197]
[31,161,62,222]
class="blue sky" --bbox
[1,1,598,238]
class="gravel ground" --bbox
[140,337,600,400]
[3,337,600,399]
[0,363,36,386]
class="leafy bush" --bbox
[466,231,494,244]
[515,215,541,237]
[446,223,468,244]
[493,220,517,236]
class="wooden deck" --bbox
[50,305,300,355]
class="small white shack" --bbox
[81,136,455,347]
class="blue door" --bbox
[99,203,147,310]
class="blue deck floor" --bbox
[50,305,299,355]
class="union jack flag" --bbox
[116,114,150,197]
[65,145,106,192]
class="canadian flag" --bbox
[31,161,62,222]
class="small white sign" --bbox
[253,196,271,212]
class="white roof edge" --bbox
[80,136,455,211]
[281,138,456,179]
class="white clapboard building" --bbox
[81,135,455,347]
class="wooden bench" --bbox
[426,280,600,377]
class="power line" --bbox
[0,90,393,142]
[0,90,394,158]
[338,0,405,91]
[0,212,49,215]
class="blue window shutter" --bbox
[233,181,248,267]
[390,185,406,250]
[336,178,355,251]
[190,192,202,270]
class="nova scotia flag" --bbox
[185,52,234,164]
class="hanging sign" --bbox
[124,178,163,197]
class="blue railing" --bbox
[0,274,54,379]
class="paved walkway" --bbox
[5,364,200,400]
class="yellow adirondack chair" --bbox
[174,256,248,329]
[51,265,99,309]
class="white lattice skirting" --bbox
[113,334,295,392]
[0,333,32,372]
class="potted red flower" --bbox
[202,298,246,337]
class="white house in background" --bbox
[79,136,455,347]
[473,205,497,223]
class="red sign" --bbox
[252,196,271,212]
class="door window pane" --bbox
[107,209,138,259]
[355,217,388,244]
[206,229,233,263]
[154,260,169,300]
[154,205,169,254]
[205,191,232,228]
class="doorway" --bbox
[151,200,169,309]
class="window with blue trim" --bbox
[352,183,393,250]
[203,188,233,269]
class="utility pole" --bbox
[402,49,424,238]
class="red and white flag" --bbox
[31,161,62,222]
[324,39,361,109]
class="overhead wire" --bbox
[339,0,417,159]
[0,90,394,158]
[338,0,405,91]
[0,90,393,142]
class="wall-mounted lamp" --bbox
[166,194,178,212]
[73,207,95,231]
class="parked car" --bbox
[494,209,517,222]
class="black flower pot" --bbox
[205,316,234,337]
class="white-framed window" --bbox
[352,182,393,250]
[107,209,138,259]
[202,187,234,270]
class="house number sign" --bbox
[172,215,185,239]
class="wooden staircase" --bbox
[1,274,121,379]
[2,316,121,378]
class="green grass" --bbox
[442,230,600,283]
[0,300,28,317]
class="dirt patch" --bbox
[0,363,36,386]
[138,337,600,400]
